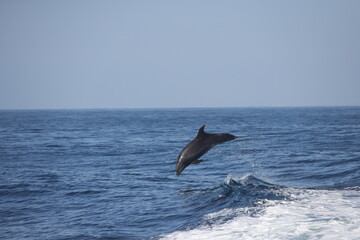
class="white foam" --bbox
[161,189,360,240]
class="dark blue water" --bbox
[1,107,360,239]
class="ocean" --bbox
[1,107,360,239]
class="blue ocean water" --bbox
[1,107,360,239]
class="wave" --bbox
[173,175,292,232]
[161,175,360,240]
[65,190,106,196]
[0,183,50,197]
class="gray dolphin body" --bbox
[176,125,242,176]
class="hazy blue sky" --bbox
[1,0,359,109]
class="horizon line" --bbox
[0,105,359,111]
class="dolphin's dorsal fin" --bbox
[196,125,206,138]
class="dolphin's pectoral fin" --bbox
[191,160,204,164]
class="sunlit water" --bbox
[1,107,359,239]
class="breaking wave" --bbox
[161,175,360,240]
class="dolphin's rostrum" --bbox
[175,125,243,176]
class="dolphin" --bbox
[175,125,243,176]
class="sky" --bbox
[0,0,360,109]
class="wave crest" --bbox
[176,174,292,231]
[163,178,360,240]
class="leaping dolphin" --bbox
[175,125,243,176]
